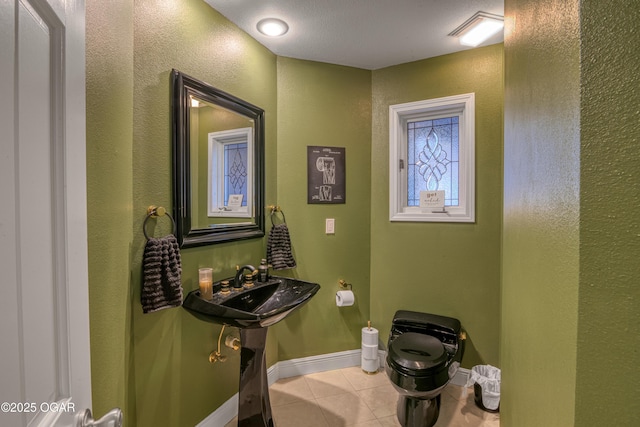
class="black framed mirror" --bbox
[172,69,265,247]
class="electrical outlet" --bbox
[325,218,335,234]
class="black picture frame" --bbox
[307,146,346,204]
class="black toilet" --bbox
[386,310,465,427]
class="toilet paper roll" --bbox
[361,327,378,345]
[362,343,378,360]
[361,355,380,373]
[336,290,355,307]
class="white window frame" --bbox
[207,127,253,218]
[389,93,475,223]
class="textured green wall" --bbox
[370,45,504,368]
[131,1,277,426]
[503,0,640,425]
[86,0,134,420]
[87,0,278,425]
[274,57,372,358]
[502,0,580,425]
[577,0,640,424]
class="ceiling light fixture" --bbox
[256,18,289,37]
[449,12,504,47]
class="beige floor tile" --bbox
[227,373,499,427]
[304,369,357,399]
[377,415,402,427]
[443,384,471,402]
[315,391,377,426]
[357,383,399,419]
[483,412,500,424]
[435,389,497,427]
[272,400,330,427]
[269,375,315,407]
[440,387,463,409]
[340,366,390,391]
[459,386,500,420]
[350,420,384,427]
[478,419,500,427]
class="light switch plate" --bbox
[325,218,335,234]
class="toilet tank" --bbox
[389,310,463,349]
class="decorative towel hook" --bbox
[147,205,166,217]
[268,205,287,226]
[143,205,176,240]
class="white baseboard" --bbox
[451,367,471,387]
[274,349,362,379]
[197,350,472,426]
[197,392,238,427]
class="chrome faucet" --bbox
[234,265,256,289]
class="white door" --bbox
[0,1,119,426]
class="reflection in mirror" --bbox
[190,100,254,225]
[172,70,264,247]
[206,126,253,219]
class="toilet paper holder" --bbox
[336,280,355,307]
[338,279,352,290]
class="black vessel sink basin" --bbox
[183,276,320,328]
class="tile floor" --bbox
[224,366,499,427]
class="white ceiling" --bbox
[204,0,504,70]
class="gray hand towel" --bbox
[142,235,183,313]
[267,223,297,270]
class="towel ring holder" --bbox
[268,205,287,226]
[143,205,176,240]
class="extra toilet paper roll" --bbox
[361,327,378,345]
[361,325,380,372]
[362,343,378,360]
[361,355,380,373]
[336,290,355,307]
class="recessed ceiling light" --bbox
[449,12,504,47]
[257,18,289,37]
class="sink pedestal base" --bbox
[238,327,273,427]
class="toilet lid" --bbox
[388,333,447,376]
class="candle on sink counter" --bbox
[199,268,213,300]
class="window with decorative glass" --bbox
[208,127,253,218]
[389,93,475,222]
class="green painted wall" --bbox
[504,0,640,425]
[274,57,372,358]
[87,0,278,425]
[370,45,504,368]
[502,0,580,425]
[576,0,640,425]
[130,1,277,425]
[86,0,134,420]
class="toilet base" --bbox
[396,394,441,427]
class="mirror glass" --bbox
[172,70,264,247]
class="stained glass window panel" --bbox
[224,142,248,206]
[407,117,459,207]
